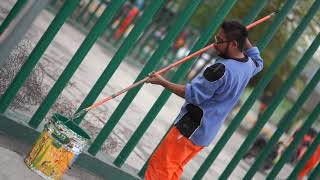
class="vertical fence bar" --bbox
[0,0,27,34]
[193,1,297,178]
[76,0,94,22]
[74,0,167,124]
[308,159,320,180]
[287,133,320,179]
[219,1,320,175]
[241,0,268,26]
[88,0,204,156]
[220,16,320,179]
[113,0,239,168]
[0,0,80,113]
[50,0,58,6]
[85,0,104,27]
[266,102,320,180]
[256,0,297,50]
[0,0,49,66]
[135,25,161,61]
[28,0,126,128]
[243,37,320,179]
[134,0,177,61]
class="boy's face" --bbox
[215,29,239,58]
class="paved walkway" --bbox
[0,146,44,180]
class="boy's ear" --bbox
[231,40,238,48]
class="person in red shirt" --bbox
[289,128,317,164]
[298,129,319,180]
[114,6,139,40]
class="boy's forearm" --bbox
[160,80,185,98]
[244,38,253,50]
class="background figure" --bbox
[289,128,317,164]
[114,0,144,40]
[257,92,272,120]
[173,31,187,53]
[114,6,139,40]
[243,133,285,171]
[298,142,320,180]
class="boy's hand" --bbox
[244,38,253,50]
[146,72,166,85]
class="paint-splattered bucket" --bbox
[25,113,90,180]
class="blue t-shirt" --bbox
[174,47,264,146]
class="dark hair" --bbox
[307,127,317,138]
[221,21,248,51]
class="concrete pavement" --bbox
[0,147,43,180]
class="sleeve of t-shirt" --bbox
[245,47,264,76]
[185,64,226,105]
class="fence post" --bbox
[241,0,268,25]
[0,0,27,34]
[28,0,126,128]
[88,0,204,156]
[74,0,167,124]
[50,0,58,6]
[0,0,49,66]
[0,0,78,113]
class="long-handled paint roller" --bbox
[72,12,276,120]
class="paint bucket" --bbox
[25,113,90,180]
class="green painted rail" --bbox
[88,0,204,155]
[28,0,126,128]
[0,0,80,113]
[0,0,27,34]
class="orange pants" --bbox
[145,127,203,180]
[298,146,320,179]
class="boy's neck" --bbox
[228,51,245,59]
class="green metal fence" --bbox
[0,0,27,34]
[0,0,319,179]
